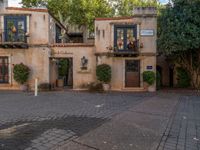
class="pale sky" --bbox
[8,0,22,7]
[8,0,168,7]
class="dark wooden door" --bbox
[125,60,140,87]
[0,57,9,83]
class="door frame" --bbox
[124,59,141,88]
[0,56,10,84]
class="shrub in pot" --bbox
[57,59,68,87]
[143,71,156,92]
[13,63,30,91]
[96,64,111,91]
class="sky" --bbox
[8,0,169,7]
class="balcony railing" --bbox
[107,40,140,57]
[0,29,28,49]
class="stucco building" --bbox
[0,0,157,91]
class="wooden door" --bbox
[125,60,140,87]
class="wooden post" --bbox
[35,78,38,96]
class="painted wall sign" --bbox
[140,30,154,36]
[147,66,153,70]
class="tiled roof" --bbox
[6,7,48,13]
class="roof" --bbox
[95,16,133,21]
[6,7,48,13]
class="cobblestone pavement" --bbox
[0,91,153,150]
[157,95,200,150]
[0,91,199,150]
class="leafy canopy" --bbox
[158,0,200,55]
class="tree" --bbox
[21,0,114,32]
[158,0,200,89]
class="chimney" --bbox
[133,7,157,16]
[0,0,8,11]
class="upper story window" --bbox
[114,25,137,51]
[4,15,27,43]
[55,24,62,43]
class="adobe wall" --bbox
[0,47,50,89]
[50,44,96,89]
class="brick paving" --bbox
[0,91,199,150]
[157,95,200,150]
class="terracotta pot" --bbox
[57,79,64,87]
[148,85,156,92]
[103,83,110,91]
[20,85,28,92]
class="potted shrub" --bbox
[57,59,68,87]
[96,64,111,91]
[143,71,156,92]
[13,63,30,91]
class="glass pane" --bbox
[18,21,25,42]
[117,29,124,50]
[7,20,15,42]
[127,29,135,50]
[126,60,139,72]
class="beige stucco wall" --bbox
[95,11,157,91]
[0,47,50,88]
[95,17,157,54]
[51,45,96,89]
[0,9,53,45]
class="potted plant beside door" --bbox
[57,59,68,87]
[96,64,111,91]
[13,63,30,91]
[143,71,156,92]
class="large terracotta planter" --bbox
[20,84,28,92]
[103,83,110,91]
[57,79,64,87]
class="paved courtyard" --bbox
[0,91,199,150]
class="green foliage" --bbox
[143,71,156,86]
[13,63,30,85]
[158,0,200,55]
[156,71,161,90]
[158,0,200,89]
[176,67,191,88]
[58,59,68,77]
[22,0,114,32]
[96,64,111,83]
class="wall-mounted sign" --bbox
[147,66,153,70]
[140,30,154,36]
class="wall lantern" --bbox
[81,56,88,70]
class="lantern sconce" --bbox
[81,56,88,70]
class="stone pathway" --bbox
[0,91,199,150]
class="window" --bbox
[0,57,9,83]
[56,24,62,43]
[114,25,137,51]
[4,16,27,42]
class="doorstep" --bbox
[0,84,19,90]
[121,87,146,92]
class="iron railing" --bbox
[0,29,27,43]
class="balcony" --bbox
[106,40,140,57]
[0,29,28,49]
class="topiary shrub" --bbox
[96,64,111,83]
[13,63,30,85]
[143,71,156,86]
[176,67,191,88]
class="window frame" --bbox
[114,25,137,52]
[4,15,27,43]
